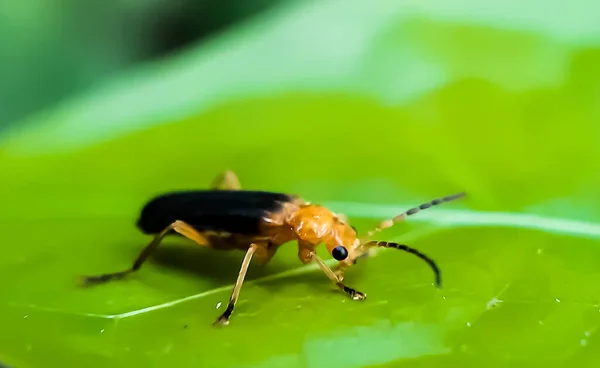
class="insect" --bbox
[81,170,465,326]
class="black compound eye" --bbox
[332,245,348,261]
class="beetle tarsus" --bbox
[80,269,133,286]
[213,302,235,326]
[336,282,367,300]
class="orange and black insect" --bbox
[82,171,465,326]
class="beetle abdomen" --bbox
[136,190,293,235]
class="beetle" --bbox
[81,170,465,326]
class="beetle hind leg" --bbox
[80,220,210,286]
[210,170,241,190]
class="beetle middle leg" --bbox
[81,220,210,286]
[210,170,241,190]
[213,243,259,326]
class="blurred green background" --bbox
[2,0,600,367]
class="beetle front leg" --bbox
[312,254,366,300]
[210,170,241,190]
[333,263,347,281]
[299,248,366,301]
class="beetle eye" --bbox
[332,245,348,261]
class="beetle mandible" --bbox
[81,170,465,326]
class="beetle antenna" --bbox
[360,192,465,241]
[363,240,441,287]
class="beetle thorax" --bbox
[288,205,356,249]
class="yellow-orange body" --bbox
[262,200,359,263]
[188,197,361,281]
[82,170,465,326]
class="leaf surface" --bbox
[1,1,600,367]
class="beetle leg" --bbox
[210,170,241,190]
[311,253,366,301]
[333,263,348,281]
[213,243,258,326]
[252,242,278,265]
[80,220,209,286]
[332,248,369,281]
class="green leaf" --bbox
[2,1,600,367]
